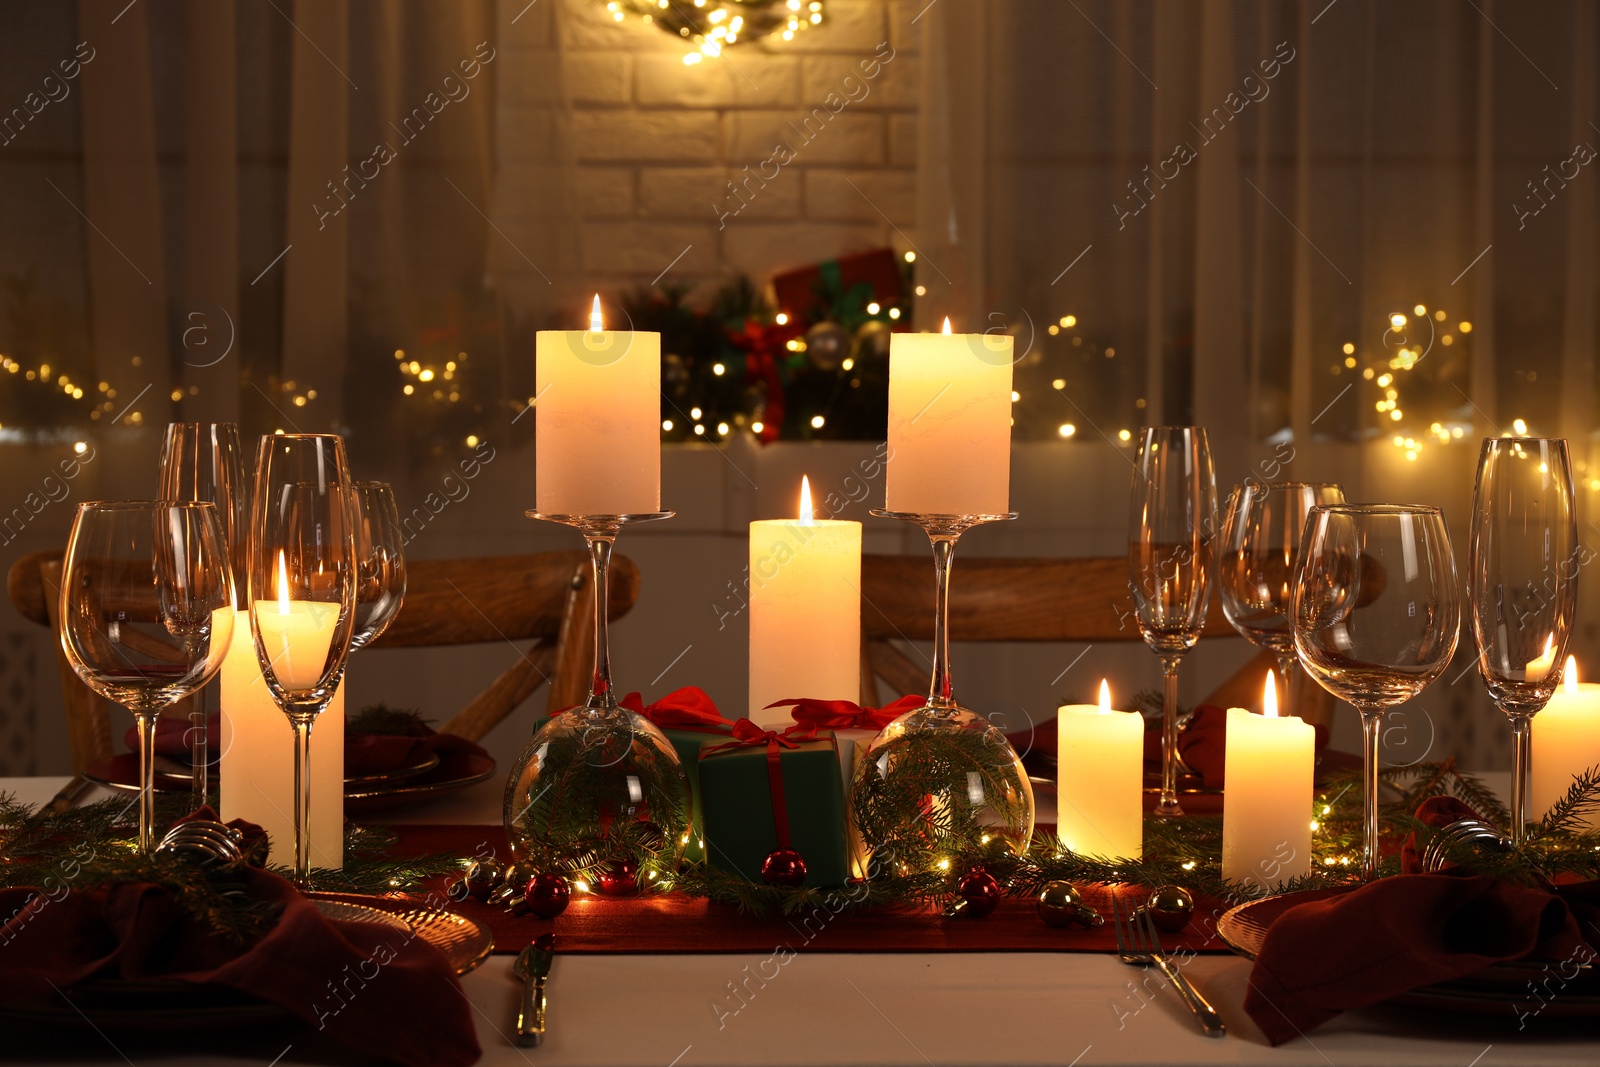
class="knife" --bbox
[514,933,554,1046]
[44,775,94,814]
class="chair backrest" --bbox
[7,549,639,770]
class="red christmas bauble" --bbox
[524,873,571,919]
[957,868,1002,919]
[761,848,808,887]
[596,858,640,896]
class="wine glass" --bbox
[59,501,235,851]
[1293,505,1461,875]
[1128,427,1217,817]
[246,434,358,886]
[349,481,406,650]
[159,422,246,808]
[1219,482,1346,707]
[1469,437,1577,844]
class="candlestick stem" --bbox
[291,713,314,887]
[926,532,958,710]
[1360,707,1383,877]
[585,532,617,710]
[1157,651,1186,817]
[1509,711,1532,845]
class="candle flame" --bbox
[275,550,291,616]
[798,475,814,526]
[1097,679,1111,713]
[941,316,952,335]
[1264,670,1279,718]
[1567,655,1580,693]
[589,294,604,333]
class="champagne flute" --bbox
[247,434,358,886]
[349,481,407,650]
[59,501,235,851]
[1469,437,1577,844]
[159,422,246,807]
[1219,482,1346,707]
[1293,505,1460,875]
[1128,427,1217,817]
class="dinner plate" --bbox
[0,895,493,1033]
[1217,890,1600,1020]
[85,750,445,794]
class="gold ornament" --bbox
[1146,884,1195,932]
[1036,880,1102,929]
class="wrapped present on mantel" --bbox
[615,687,736,863]
[698,720,850,888]
[770,247,905,324]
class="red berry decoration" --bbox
[760,848,808,887]
[596,858,640,896]
[956,867,1002,919]
[524,873,571,919]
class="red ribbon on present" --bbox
[701,720,820,849]
[767,694,922,732]
[553,686,733,734]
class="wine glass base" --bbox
[525,511,676,538]
[869,509,1018,538]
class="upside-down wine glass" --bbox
[348,481,407,650]
[1293,505,1461,876]
[59,501,235,851]
[247,434,358,887]
[159,422,246,809]
[1128,427,1217,817]
[1469,437,1577,844]
[1219,482,1346,708]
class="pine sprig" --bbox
[1534,765,1600,839]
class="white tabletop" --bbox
[4,775,1596,1067]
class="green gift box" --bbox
[698,731,850,888]
[619,687,735,865]
[659,727,723,864]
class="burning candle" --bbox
[748,475,861,728]
[535,295,661,515]
[1222,672,1314,888]
[1056,680,1144,859]
[1532,656,1600,830]
[885,317,1013,515]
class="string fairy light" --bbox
[603,0,826,63]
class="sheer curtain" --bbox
[917,0,1599,765]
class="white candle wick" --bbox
[276,550,291,615]
[1098,678,1112,714]
[940,316,952,335]
[1567,655,1580,692]
[589,294,604,333]
[1264,670,1279,717]
[798,474,815,527]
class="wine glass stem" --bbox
[132,710,159,853]
[291,714,314,887]
[1510,712,1532,845]
[190,686,212,811]
[926,532,960,711]
[584,533,618,712]
[1157,652,1185,816]
[1359,707,1384,877]
[1274,651,1298,709]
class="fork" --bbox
[1112,897,1226,1037]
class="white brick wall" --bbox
[496,0,920,309]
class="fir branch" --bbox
[1534,765,1600,839]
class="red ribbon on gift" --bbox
[701,719,819,849]
[767,694,922,732]
[552,686,733,734]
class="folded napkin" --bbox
[1244,798,1597,1044]
[0,810,480,1066]
[125,717,488,780]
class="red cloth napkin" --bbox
[1244,798,1599,1044]
[0,811,480,1066]
[769,694,922,731]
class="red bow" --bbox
[701,719,820,849]
[768,695,922,732]
[551,686,732,733]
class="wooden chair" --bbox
[858,555,1335,726]
[6,549,638,772]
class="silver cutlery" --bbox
[514,933,554,1046]
[1112,897,1225,1037]
[44,775,95,814]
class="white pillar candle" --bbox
[1222,672,1314,888]
[219,606,344,868]
[1057,680,1144,859]
[535,295,660,515]
[749,476,861,728]
[1532,656,1600,830]
[885,317,1013,515]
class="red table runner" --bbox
[390,824,1234,956]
